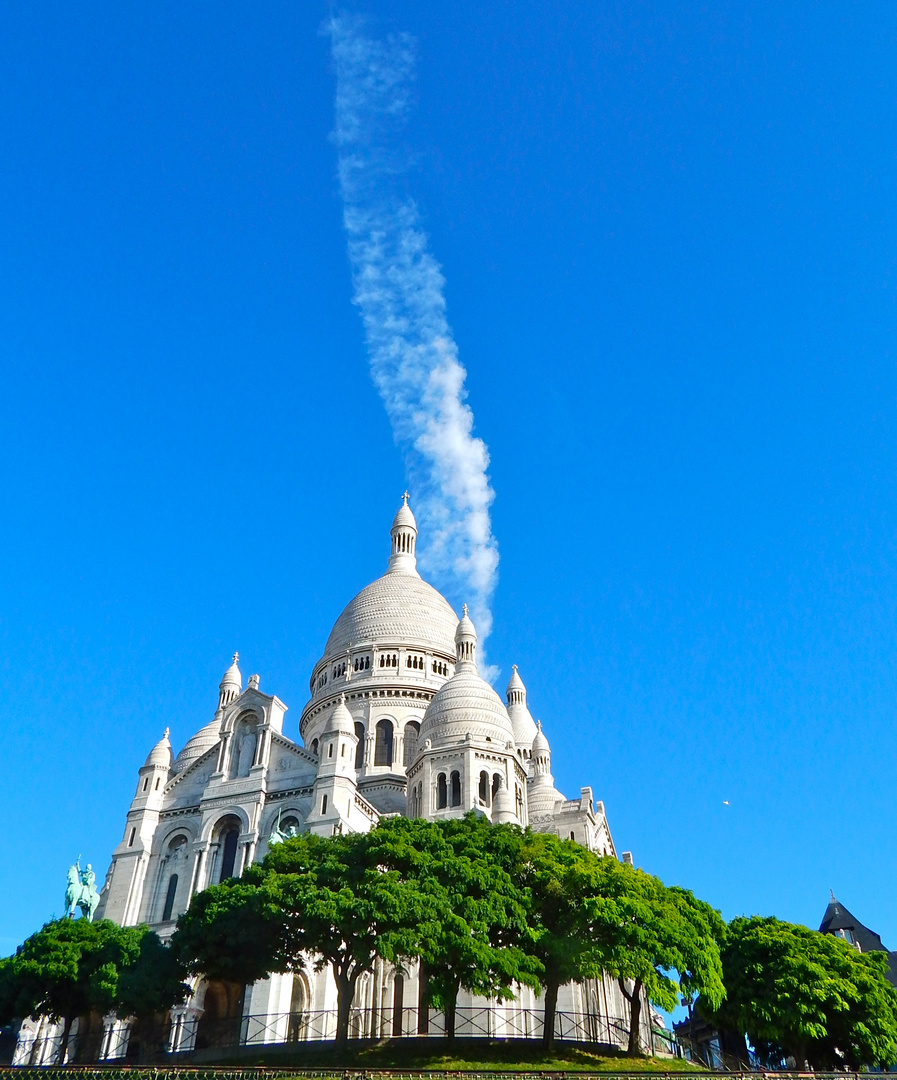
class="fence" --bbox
[14,1007,667,1065]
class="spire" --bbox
[387,495,420,576]
[506,664,526,707]
[506,664,538,749]
[454,604,478,671]
[218,652,242,709]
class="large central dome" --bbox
[320,497,458,661]
[324,573,458,658]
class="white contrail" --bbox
[329,14,500,667]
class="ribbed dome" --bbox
[532,722,550,754]
[419,668,515,750]
[325,696,355,736]
[172,719,221,774]
[143,729,172,770]
[323,573,458,659]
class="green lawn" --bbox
[255,1040,704,1074]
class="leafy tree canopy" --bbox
[703,914,897,1069]
[585,859,725,1054]
[372,815,540,1038]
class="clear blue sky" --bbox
[2,1,896,955]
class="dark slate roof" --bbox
[819,895,897,987]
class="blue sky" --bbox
[2,1,897,956]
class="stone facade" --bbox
[23,498,649,1061]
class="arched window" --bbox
[162,873,179,921]
[354,722,365,768]
[478,770,490,804]
[436,773,447,810]
[374,719,393,766]
[403,721,420,767]
[492,773,501,799]
[311,738,319,756]
[450,770,462,807]
[218,828,240,882]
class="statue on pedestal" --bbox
[64,859,100,921]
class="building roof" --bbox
[323,571,458,659]
[819,895,897,986]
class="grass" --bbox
[224,1040,705,1074]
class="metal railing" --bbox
[11,1006,662,1064]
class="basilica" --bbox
[19,499,654,1061]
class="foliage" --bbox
[0,919,183,1063]
[371,815,540,1039]
[702,914,897,1069]
[517,832,613,1048]
[583,859,725,1054]
[173,828,428,1048]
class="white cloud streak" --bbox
[329,15,500,668]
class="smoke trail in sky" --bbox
[329,15,500,667]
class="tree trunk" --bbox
[619,977,643,1056]
[542,979,560,1051]
[444,992,457,1043]
[334,970,354,1050]
[57,1015,74,1065]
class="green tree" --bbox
[0,919,181,1064]
[518,831,611,1049]
[114,930,190,1058]
[373,815,540,1041]
[586,859,725,1055]
[173,828,427,1049]
[703,914,897,1069]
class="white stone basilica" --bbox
[22,499,655,1060]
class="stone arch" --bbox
[374,718,394,766]
[194,978,244,1050]
[402,720,421,767]
[209,813,244,884]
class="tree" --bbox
[173,828,427,1049]
[114,930,190,1058]
[585,859,725,1055]
[518,832,612,1049]
[0,919,182,1064]
[703,915,897,1069]
[372,815,540,1041]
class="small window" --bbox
[142,777,149,791]
[341,745,346,757]
[322,794,328,814]
[128,826,136,847]
[479,771,489,804]
[450,770,461,807]
[436,773,447,810]
[154,777,161,790]
[311,738,319,756]
[570,832,575,840]
[328,742,334,758]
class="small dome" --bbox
[532,720,550,755]
[454,604,478,669]
[492,776,516,824]
[506,665,538,749]
[391,496,417,532]
[325,695,356,736]
[220,653,241,691]
[419,672,514,750]
[172,719,221,774]
[143,728,172,770]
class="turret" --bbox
[506,665,538,755]
[491,775,517,824]
[307,696,361,836]
[96,728,172,924]
[454,604,478,670]
[387,493,420,576]
[218,653,242,709]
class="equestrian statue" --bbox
[64,859,100,921]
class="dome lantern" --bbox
[387,493,419,576]
[506,665,538,750]
[455,605,478,671]
[218,653,242,709]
